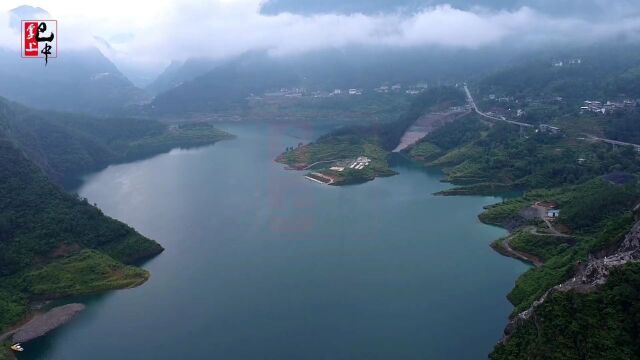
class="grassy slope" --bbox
[0,250,148,359]
[19,250,149,298]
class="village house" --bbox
[535,201,561,220]
[581,99,636,114]
[547,209,561,218]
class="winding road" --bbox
[463,85,534,128]
[499,236,544,267]
[464,84,640,150]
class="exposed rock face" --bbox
[12,304,85,344]
[503,220,640,340]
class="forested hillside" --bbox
[478,44,640,105]
[0,97,233,184]
[397,46,640,358]
[491,262,640,359]
[0,97,234,351]
[147,49,501,118]
[0,137,163,334]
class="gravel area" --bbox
[12,304,85,344]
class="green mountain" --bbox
[0,47,148,115]
[145,58,222,96]
[147,48,509,116]
[478,43,640,106]
[0,132,163,336]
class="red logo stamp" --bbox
[21,20,57,65]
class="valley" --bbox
[2,3,640,358]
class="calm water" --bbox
[20,124,527,360]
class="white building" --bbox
[547,209,560,218]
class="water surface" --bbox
[21,124,527,360]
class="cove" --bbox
[19,124,527,360]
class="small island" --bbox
[276,138,396,185]
[276,86,467,186]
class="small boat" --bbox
[10,343,24,352]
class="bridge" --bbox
[581,135,640,151]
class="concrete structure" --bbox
[539,124,560,134]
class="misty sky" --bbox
[2,0,640,75]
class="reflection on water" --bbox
[21,124,527,360]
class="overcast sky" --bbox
[2,0,640,75]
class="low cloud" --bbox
[2,0,640,73]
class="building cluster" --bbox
[259,82,429,99]
[348,156,371,170]
[263,87,306,98]
[580,100,637,114]
[328,156,371,172]
[375,83,428,95]
[552,58,582,67]
[330,88,363,96]
[487,94,513,102]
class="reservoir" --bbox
[20,124,527,360]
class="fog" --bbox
[1,0,640,78]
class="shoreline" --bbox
[489,236,544,267]
[0,137,214,358]
[7,134,533,359]
[1,304,85,360]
